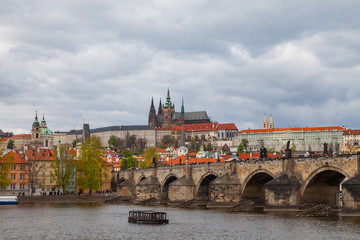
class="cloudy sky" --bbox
[1,0,360,134]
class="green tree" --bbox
[52,144,76,193]
[77,136,104,195]
[122,156,138,170]
[0,153,14,190]
[108,135,119,149]
[237,139,249,154]
[291,143,297,153]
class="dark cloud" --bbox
[0,0,359,134]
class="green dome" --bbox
[41,127,53,135]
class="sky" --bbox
[0,0,360,134]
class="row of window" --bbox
[10,174,26,180]
[7,184,26,190]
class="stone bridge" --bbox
[117,155,360,214]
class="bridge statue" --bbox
[285,140,292,159]
[323,142,328,156]
[152,156,157,168]
[260,147,268,159]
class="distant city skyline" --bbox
[1,1,359,134]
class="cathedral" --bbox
[148,89,211,128]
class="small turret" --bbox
[181,97,185,114]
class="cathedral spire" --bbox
[181,124,185,147]
[150,96,155,108]
[164,88,173,107]
[158,98,162,115]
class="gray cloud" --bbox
[0,0,359,134]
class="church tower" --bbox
[148,97,157,127]
[161,88,175,127]
[30,111,43,148]
[269,115,274,129]
[262,113,269,129]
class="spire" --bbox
[32,111,40,127]
[269,114,274,129]
[164,88,173,107]
[158,98,162,115]
[262,113,269,129]
[181,97,185,114]
[150,97,154,108]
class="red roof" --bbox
[11,134,31,138]
[26,149,55,161]
[183,123,218,132]
[0,137,9,141]
[240,126,344,134]
[344,130,360,135]
[1,151,29,164]
[217,123,238,130]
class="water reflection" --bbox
[0,203,360,239]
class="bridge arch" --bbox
[300,166,350,207]
[241,169,275,205]
[196,173,218,201]
[161,174,179,200]
[137,175,146,185]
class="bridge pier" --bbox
[168,164,196,202]
[209,173,241,205]
[341,175,360,216]
[264,174,301,211]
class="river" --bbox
[1,203,360,239]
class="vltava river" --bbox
[1,203,360,239]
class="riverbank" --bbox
[18,194,117,204]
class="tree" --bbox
[108,135,119,149]
[237,139,249,154]
[142,147,159,168]
[27,160,44,196]
[125,131,137,149]
[0,153,13,190]
[122,156,138,170]
[291,143,297,153]
[77,136,104,195]
[136,138,147,153]
[52,144,76,193]
[6,140,15,150]
[188,138,200,152]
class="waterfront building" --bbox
[0,151,30,196]
[25,148,59,195]
[342,129,360,153]
[148,89,211,128]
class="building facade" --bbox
[236,126,344,153]
[342,129,360,153]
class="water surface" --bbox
[1,203,360,239]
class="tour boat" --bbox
[0,196,18,205]
[128,210,169,224]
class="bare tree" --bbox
[26,161,44,196]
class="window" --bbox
[20,165,26,170]
[11,165,16,170]
[10,184,16,190]
[105,184,108,189]
[105,175,108,181]
[11,174,16,180]
[20,184,25,190]
[42,172,45,176]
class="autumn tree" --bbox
[122,156,138,170]
[52,144,76,193]
[77,136,104,195]
[125,131,137,149]
[140,147,159,168]
[0,153,13,190]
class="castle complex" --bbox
[148,89,211,128]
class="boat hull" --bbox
[0,202,18,205]
[128,218,169,224]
